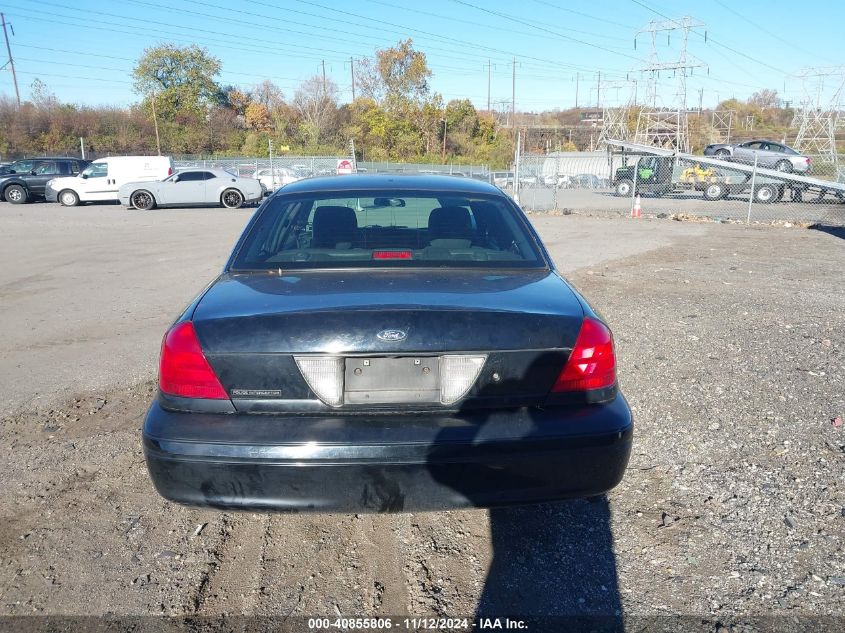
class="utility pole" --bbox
[575,72,579,109]
[487,59,491,113]
[268,138,274,189]
[151,93,161,156]
[80,137,85,160]
[597,71,601,109]
[321,60,326,94]
[1,13,20,106]
[349,57,355,101]
[698,87,704,114]
[511,58,516,128]
[441,119,447,162]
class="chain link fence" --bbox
[173,156,345,179]
[173,156,490,180]
[511,150,845,227]
[173,151,845,227]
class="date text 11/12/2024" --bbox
[307,617,528,630]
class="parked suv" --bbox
[0,158,89,204]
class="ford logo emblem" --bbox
[377,329,407,342]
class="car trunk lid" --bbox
[192,270,585,411]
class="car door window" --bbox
[34,161,60,175]
[176,171,204,182]
[81,163,108,178]
[10,160,34,174]
[200,172,217,180]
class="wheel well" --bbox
[2,182,28,202]
[3,181,26,194]
[59,188,78,197]
[130,189,156,207]
[221,187,244,202]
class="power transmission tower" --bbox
[633,16,707,152]
[792,66,845,177]
[710,109,735,143]
[597,79,637,146]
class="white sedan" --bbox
[119,168,264,210]
[254,167,302,191]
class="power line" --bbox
[29,0,365,61]
[137,0,517,69]
[711,0,825,63]
[525,0,632,30]
[367,0,626,42]
[293,0,631,74]
[449,0,639,60]
[15,56,308,86]
[2,7,350,64]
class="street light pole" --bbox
[441,119,447,162]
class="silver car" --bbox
[254,167,302,191]
[118,168,264,210]
[704,140,811,174]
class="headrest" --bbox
[312,206,357,248]
[428,206,473,240]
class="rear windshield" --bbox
[230,191,545,270]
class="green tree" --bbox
[357,39,432,108]
[132,44,222,119]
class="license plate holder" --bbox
[344,357,440,404]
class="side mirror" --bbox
[80,174,88,179]
[172,175,180,182]
[30,170,37,176]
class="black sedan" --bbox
[143,175,632,512]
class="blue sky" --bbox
[0,0,841,111]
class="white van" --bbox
[45,156,174,206]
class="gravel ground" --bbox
[0,205,843,630]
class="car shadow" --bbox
[477,499,623,628]
[426,398,625,629]
[809,223,845,241]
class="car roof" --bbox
[274,173,502,196]
[93,155,170,162]
[178,167,231,175]
[12,157,83,161]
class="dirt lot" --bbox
[0,203,843,627]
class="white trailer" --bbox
[605,139,845,204]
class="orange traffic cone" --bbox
[631,195,642,218]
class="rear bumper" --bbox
[143,396,633,513]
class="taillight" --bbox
[159,322,228,399]
[167,166,173,176]
[552,317,616,392]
